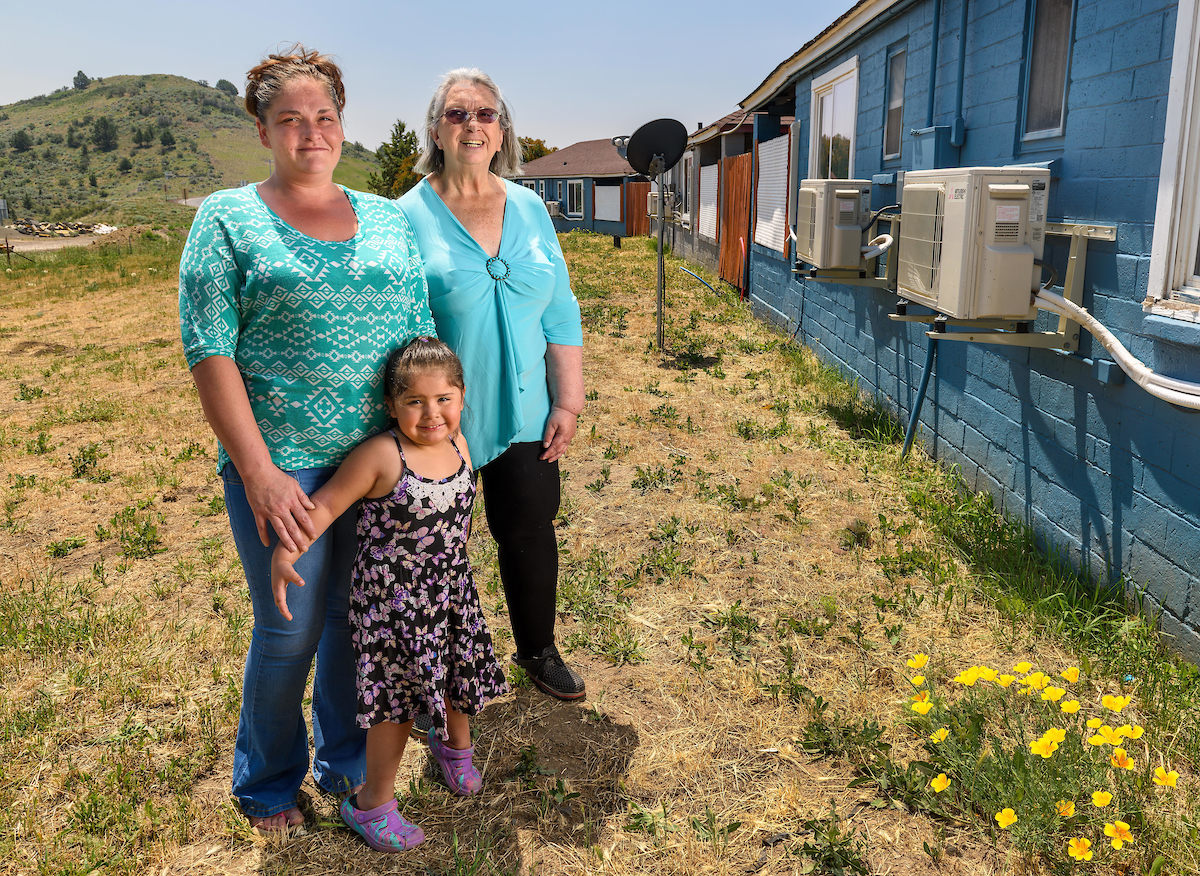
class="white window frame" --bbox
[538,180,546,199]
[754,133,791,254]
[1022,0,1075,141]
[566,179,584,218]
[809,56,859,179]
[1149,0,1200,316]
[679,153,693,227]
[521,180,537,191]
[883,49,906,161]
[557,180,564,201]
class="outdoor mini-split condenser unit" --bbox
[897,167,1050,320]
[647,191,674,219]
[545,200,562,218]
[794,178,871,269]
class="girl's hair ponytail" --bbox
[382,336,464,409]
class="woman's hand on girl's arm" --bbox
[190,355,317,551]
[542,343,584,462]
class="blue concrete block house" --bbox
[519,139,644,236]
[665,0,1200,660]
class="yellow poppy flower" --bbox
[1089,725,1122,746]
[1091,791,1113,807]
[1022,671,1048,690]
[929,727,949,743]
[910,675,925,687]
[1153,766,1179,788]
[1030,737,1059,758]
[1086,717,1103,729]
[997,674,1017,688]
[912,689,930,703]
[1041,686,1066,702]
[1060,666,1080,684]
[1120,723,1144,740]
[1068,837,1093,861]
[1110,748,1135,770]
[977,666,998,682]
[1104,820,1133,850]
[1043,727,1067,744]
[907,653,929,670]
[995,808,1017,829]
[954,667,981,686]
[930,773,950,793]
[1055,800,1076,818]
[1013,661,1033,673]
[1060,700,1081,714]
[911,700,934,715]
[1102,694,1132,713]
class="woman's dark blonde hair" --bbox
[414,68,522,178]
[244,44,346,122]
[382,337,465,410]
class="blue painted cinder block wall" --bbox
[744,0,1200,660]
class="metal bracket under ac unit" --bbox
[888,221,1116,351]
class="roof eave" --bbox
[740,0,900,111]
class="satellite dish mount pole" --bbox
[651,154,667,351]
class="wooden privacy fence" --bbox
[718,153,753,291]
[625,181,650,237]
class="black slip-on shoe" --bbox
[512,645,586,701]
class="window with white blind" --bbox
[594,185,621,222]
[754,134,790,253]
[1149,0,1200,315]
[698,163,719,240]
[810,56,859,179]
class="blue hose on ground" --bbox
[901,338,938,459]
[678,265,718,295]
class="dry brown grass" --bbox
[0,233,1192,876]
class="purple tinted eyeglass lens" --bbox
[443,108,499,125]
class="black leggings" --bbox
[479,442,560,659]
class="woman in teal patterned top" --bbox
[178,46,434,834]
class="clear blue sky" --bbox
[1,0,855,153]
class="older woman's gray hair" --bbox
[414,68,523,178]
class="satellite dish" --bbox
[625,119,687,176]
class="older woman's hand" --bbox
[540,407,578,462]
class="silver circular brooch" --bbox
[486,256,511,281]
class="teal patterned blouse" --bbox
[179,185,435,472]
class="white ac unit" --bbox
[647,191,674,219]
[544,200,562,217]
[794,179,872,269]
[897,166,1049,320]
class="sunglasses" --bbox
[441,107,501,125]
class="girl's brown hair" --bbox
[382,337,465,408]
[244,43,346,122]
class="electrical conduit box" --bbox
[897,167,1049,320]
[794,178,871,269]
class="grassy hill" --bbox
[0,74,379,229]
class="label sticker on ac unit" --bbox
[996,205,1021,222]
[952,188,966,200]
[838,200,856,212]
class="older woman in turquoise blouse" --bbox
[399,68,586,701]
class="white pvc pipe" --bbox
[1035,290,1200,409]
[861,234,894,260]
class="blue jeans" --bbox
[223,463,366,817]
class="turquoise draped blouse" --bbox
[399,178,582,467]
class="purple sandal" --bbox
[428,728,483,795]
[340,795,424,852]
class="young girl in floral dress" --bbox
[272,336,507,852]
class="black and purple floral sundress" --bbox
[349,432,508,739]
